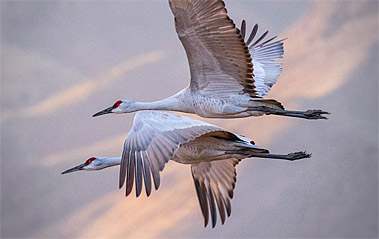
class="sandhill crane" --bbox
[93,0,329,120]
[63,111,311,227]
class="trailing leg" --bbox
[226,150,311,161]
[249,151,311,161]
[248,106,330,120]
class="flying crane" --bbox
[63,111,311,228]
[93,0,329,119]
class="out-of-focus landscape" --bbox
[1,1,378,238]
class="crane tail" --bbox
[258,99,285,110]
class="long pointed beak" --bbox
[61,163,86,174]
[93,106,113,117]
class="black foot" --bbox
[287,151,312,161]
[303,110,330,120]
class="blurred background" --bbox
[1,0,378,238]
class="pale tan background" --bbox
[1,0,378,238]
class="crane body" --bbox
[63,111,311,227]
[93,0,329,120]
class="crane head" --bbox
[61,157,103,174]
[92,100,135,117]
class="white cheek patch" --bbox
[114,108,123,113]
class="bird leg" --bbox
[226,150,311,161]
[248,106,330,120]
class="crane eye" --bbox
[113,100,122,109]
[85,157,96,165]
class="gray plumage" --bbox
[118,111,310,227]
[63,111,311,227]
[93,0,329,120]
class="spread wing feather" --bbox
[240,20,285,97]
[191,158,240,228]
[119,111,223,197]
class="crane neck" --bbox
[101,157,121,168]
[131,90,192,113]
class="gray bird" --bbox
[93,0,329,120]
[63,111,311,227]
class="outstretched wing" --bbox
[169,0,258,97]
[119,111,222,197]
[240,20,285,97]
[191,158,240,228]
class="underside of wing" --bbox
[169,0,258,97]
[191,158,240,228]
[119,111,222,197]
[240,20,285,97]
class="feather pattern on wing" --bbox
[169,0,258,97]
[240,20,285,97]
[119,111,222,197]
[191,158,240,228]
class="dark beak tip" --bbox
[92,107,113,117]
[61,164,85,175]
[92,112,102,117]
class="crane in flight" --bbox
[63,111,311,228]
[93,0,329,120]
